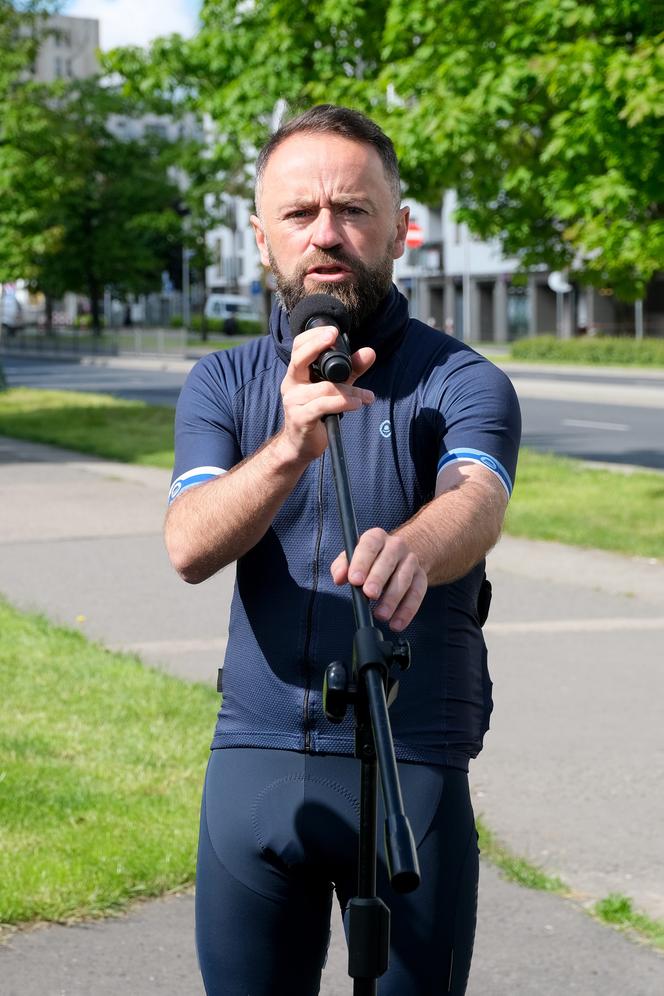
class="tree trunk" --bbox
[45,296,54,335]
[88,278,102,336]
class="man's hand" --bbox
[330,528,428,632]
[278,326,375,465]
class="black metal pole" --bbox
[323,413,419,992]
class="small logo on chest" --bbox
[379,419,392,439]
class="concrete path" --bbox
[1,435,663,993]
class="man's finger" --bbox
[374,561,428,631]
[330,551,349,585]
[289,326,340,375]
[346,528,390,589]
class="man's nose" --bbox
[310,208,342,249]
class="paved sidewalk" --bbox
[1,435,663,994]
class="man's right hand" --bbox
[278,325,376,465]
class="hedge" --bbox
[510,335,664,367]
[187,315,264,336]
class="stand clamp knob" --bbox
[323,661,350,723]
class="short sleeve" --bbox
[426,354,521,499]
[168,353,242,504]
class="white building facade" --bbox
[31,15,100,82]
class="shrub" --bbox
[510,335,664,366]
[74,314,105,330]
[188,316,263,337]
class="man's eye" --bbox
[341,206,365,216]
[287,209,311,220]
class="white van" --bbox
[0,292,23,334]
[204,293,261,324]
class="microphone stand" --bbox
[322,411,421,995]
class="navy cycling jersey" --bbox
[170,286,521,770]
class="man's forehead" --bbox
[261,133,390,200]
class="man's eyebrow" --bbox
[279,194,377,212]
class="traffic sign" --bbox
[406,221,424,249]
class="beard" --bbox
[267,244,394,336]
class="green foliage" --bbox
[0,6,214,330]
[594,893,664,950]
[107,0,664,299]
[476,817,567,893]
[0,597,217,924]
[510,334,664,366]
[188,315,264,336]
[0,77,185,321]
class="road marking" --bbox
[485,617,664,635]
[562,418,629,432]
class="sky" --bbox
[62,0,201,50]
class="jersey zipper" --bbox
[302,454,326,751]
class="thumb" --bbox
[348,347,376,384]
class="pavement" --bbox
[1,434,664,994]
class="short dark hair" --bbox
[254,104,401,211]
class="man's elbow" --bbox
[165,542,207,584]
[164,518,209,585]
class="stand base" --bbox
[348,896,390,980]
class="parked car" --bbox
[0,293,23,335]
[204,293,261,325]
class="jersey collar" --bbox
[270,284,410,367]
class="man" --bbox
[165,105,521,995]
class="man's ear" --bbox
[393,206,410,260]
[250,214,271,268]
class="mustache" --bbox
[297,248,360,276]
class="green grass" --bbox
[594,893,664,952]
[1,387,663,560]
[0,388,175,468]
[507,449,664,559]
[0,598,217,926]
[510,335,664,367]
[476,816,566,894]
[477,820,664,953]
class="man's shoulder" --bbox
[188,334,281,395]
[404,319,508,379]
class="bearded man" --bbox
[165,104,521,996]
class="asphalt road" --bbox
[3,353,664,470]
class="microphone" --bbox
[289,294,352,383]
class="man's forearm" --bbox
[164,430,309,584]
[395,475,507,586]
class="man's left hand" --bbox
[330,528,428,632]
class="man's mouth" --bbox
[306,264,354,281]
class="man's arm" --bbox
[330,462,508,632]
[164,326,376,584]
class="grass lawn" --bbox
[0,599,217,926]
[507,449,664,560]
[0,388,175,468]
[1,386,662,560]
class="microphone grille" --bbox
[289,294,351,338]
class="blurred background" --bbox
[1,0,662,358]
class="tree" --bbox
[0,4,206,331]
[107,0,664,301]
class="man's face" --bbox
[251,132,409,329]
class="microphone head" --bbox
[289,294,351,338]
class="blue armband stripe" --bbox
[168,466,226,504]
[437,448,513,498]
